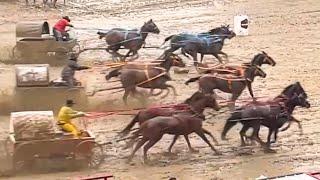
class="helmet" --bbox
[62,16,71,22]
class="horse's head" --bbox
[288,93,310,109]
[245,66,266,81]
[185,92,220,111]
[142,19,160,34]
[252,51,276,66]
[165,53,185,67]
[209,25,236,39]
[281,82,308,99]
[97,31,106,39]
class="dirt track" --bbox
[0,0,320,179]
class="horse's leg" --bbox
[200,54,204,63]
[158,47,179,59]
[202,128,218,145]
[166,84,178,96]
[123,88,131,105]
[160,88,170,99]
[229,93,241,110]
[251,123,267,148]
[143,136,162,163]
[150,89,163,96]
[239,125,250,146]
[195,130,220,155]
[183,135,198,153]
[127,137,148,162]
[218,51,228,61]
[167,135,179,153]
[212,53,224,64]
[266,128,273,147]
[191,51,199,66]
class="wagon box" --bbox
[5,111,104,173]
[13,21,80,64]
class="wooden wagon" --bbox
[4,111,104,173]
[12,21,80,65]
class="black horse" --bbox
[98,19,160,61]
[160,25,236,65]
[221,83,310,152]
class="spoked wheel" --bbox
[75,140,104,168]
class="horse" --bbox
[121,91,220,153]
[159,25,236,63]
[106,54,185,105]
[221,92,310,152]
[185,65,267,108]
[198,51,276,75]
[25,0,63,7]
[126,94,221,163]
[105,52,185,80]
[180,29,236,65]
[97,19,160,61]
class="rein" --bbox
[137,70,167,86]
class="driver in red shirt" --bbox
[53,16,74,41]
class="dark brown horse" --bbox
[105,53,185,80]
[185,66,267,108]
[121,92,220,153]
[222,93,310,152]
[126,94,221,162]
[97,19,160,61]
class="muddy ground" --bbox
[0,0,320,179]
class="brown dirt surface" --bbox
[0,0,320,179]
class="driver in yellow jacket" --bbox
[58,100,85,137]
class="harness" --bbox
[137,67,167,86]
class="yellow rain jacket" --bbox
[57,106,84,137]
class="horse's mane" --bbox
[280,84,294,95]
[208,27,223,34]
[251,53,263,65]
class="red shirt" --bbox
[53,19,69,32]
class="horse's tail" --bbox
[122,128,142,150]
[160,35,174,46]
[185,76,201,85]
[105,68,121,80]
[221,111,241,140]
[119,113,140,137]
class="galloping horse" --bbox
[126,93,221,162]
[98,19,160,61]
[121,91,220,153]
[160,25,236,65]
[185,66,267,108]
[221,88,310,152]
[198,51,276,75]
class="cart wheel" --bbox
[75,140,104,168]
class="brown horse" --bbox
[97,19,160,61]
[121,92,220,153]
[126,94,221,162]
[107,54,185,104]
[105,53,185,80]
[185,66,266,108]
[198,51,276,75]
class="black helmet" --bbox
[63,16,71,22]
